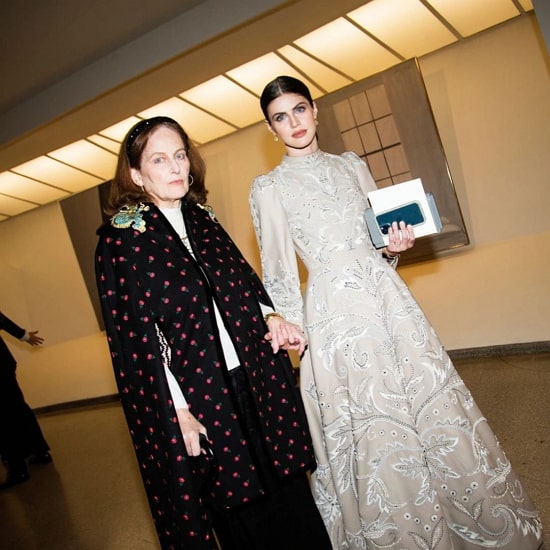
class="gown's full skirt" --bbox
[300,252,543,549]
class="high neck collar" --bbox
[281,150,325,166]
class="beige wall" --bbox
[0,202,118,407]
[0,15,548,408]
[201,14,550,351]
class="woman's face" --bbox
[266,93,319,156]
[130,126,191,208]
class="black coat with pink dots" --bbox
[95,200,315,550]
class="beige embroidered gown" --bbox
[249,150,543,549]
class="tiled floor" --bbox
[1,352,549,549]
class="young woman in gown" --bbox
[249,75,544,549]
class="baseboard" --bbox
[447,340,550,360]
[35,394,119,416]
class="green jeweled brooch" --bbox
[111,203,150,233]
[197,203,218,223]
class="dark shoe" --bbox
[29,452,52,465]
[0,470,30,490]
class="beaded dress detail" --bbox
[250,150,543,549]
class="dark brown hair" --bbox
[260,76,314,122]
[105,116,207,215]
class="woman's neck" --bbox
[285,138,320,158]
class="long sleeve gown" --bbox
[250,150,543,549]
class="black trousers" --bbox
[211,367,331,550]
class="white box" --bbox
[364,178,442,248]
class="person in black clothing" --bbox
[95,116,331,549]
[0,310,51,490]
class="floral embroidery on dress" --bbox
[111,203,150,233]
[249,150,543,549]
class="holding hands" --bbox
[264,313,308,355]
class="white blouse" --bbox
[160,206,272,409]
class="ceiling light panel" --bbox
[99,116,142,142]
[294,18,400,80]
[277,46,353,93]
[87,134,121,154]
[348,0,458,59]
[139,97,235,144]
[426,0,520,37]
[180,76,260,128]
[0,172,68,203]
[226,53,324,97]
[49,140,116,180]
[13,156,104,193]
[0,194,38,216]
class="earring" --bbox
[273,135,279,142]
[188,174,194,187]
[315,118,319,126]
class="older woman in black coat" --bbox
[95,117,331,550]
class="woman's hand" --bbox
[385,221,415,255]
[264,315,308,355]
[176,408,208,457]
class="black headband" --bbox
[125,116,178,157]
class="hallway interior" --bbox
[1,351,549,549]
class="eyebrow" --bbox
[271,101,307,120]
[148,147,186,156]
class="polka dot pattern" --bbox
[96,201,315,549]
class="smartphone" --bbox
[376,201,425,234]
